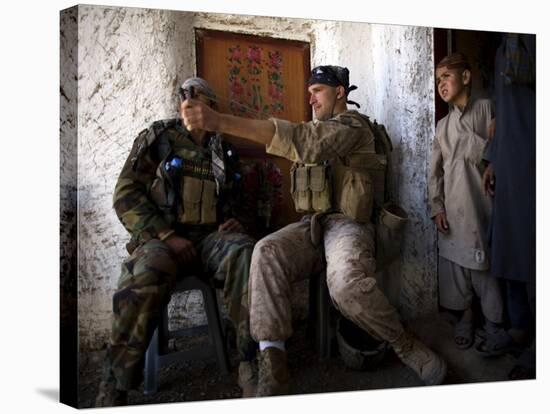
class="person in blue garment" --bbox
[480,33,536,380]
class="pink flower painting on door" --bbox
[227,44,285,118]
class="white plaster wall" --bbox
[67,5,436,351]
[60,6,78,330]
[368,25,437,317]
[310,20,372,112]
[194,12,313,42]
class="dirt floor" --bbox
[77,311,528,408]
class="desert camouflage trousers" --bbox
[106,231,255,391]
[249,213,405,344]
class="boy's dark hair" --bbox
[436,52,472,72]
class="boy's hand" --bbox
[219,218,245,233]
[435,212,450,234]
[482,164,496,196]
[488,118,496,142]
[181,99,220,132]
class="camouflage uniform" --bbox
[106,119,256,391]
[250,111,404,344]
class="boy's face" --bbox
[435,66,470,105]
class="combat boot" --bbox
[238,360,258,398]
[392,332,447,385]
[95,378,128,407]
[256,347,290,396]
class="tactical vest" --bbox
[138,120,220,226]
[290,113,393,223]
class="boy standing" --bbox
[429,53,503,349]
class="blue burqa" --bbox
[486,33,535,285]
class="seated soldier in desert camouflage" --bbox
[96,78,258,406]
[182,65,448,396]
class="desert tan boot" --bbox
[238,360,258,398]
[256,347,290,396]
[392,332,447,385]
[95,379,128,407]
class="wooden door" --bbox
[196,29,311,226]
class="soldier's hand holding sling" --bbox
[219,218,245,233]
[163,234,198,265]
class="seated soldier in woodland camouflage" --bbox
[96,77,258,406]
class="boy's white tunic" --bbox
[429,98,494,270]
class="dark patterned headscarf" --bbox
[308,65,360,108]
[502,33,535,86]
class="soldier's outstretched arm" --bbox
[181,99,366,164]
[181,99,275,146]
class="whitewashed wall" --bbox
[61,5,436,351]
[60,6,78,340]
[367,25,437,317]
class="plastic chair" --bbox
[309,270,335,360]
[143,274,229,395]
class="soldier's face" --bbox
[308,83,338,121]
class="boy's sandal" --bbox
[475,327,487,340]
[475,329,523,357]
[454,319,474,349]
